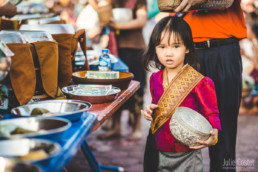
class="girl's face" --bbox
[155,31,189,71]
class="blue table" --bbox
[1,81,140,172]
[36,112,97,172]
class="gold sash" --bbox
[151,64,204,134]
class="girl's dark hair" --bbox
[143,16,199,71]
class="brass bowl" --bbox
[72,71,134,90]
[170,107,213,146]
[0,157,41,172]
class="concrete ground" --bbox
[66,87,258,172]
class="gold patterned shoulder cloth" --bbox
[151,64,204,134]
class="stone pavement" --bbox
[66,89,258,172]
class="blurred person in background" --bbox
[76,1,101,40]
[241,22,258,110]
[88,0,148,141]
[45,0,79,26]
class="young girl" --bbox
[142,16,221,172]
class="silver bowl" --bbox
[62,84,121,104]
[170,107,213,146]
[0,117,71,141]
[35,99,92,108]
[0,138,60,163]
[11,101,91,122]
[0,157,41,172]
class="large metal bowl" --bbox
[0,138,60,163]
[11,101,91,122]
[62,84,121,104]
[170,107,213,146]
[0,117,71,141]
[0,157,41,172]
[72,71,134,90]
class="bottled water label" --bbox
[98,49,111,71]
[99,60,108,66]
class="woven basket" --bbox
[98,4,113,24]
[158,0,234,12]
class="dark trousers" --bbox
[118,48,146,97]
[118,48,146,112]
[196,42,242,172]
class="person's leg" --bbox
[98,109,122,139]
[197,42,242,172]
[127,94,144,141]
[101,118,113,131]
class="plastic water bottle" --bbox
[98,49,111,71]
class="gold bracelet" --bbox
[213,136,218,146]
[116,24,120,35]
